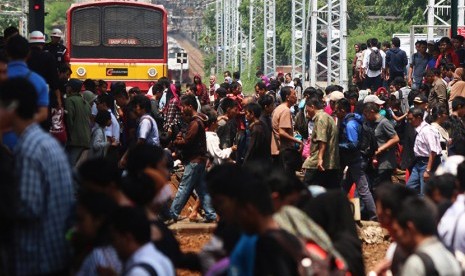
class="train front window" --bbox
[71,7,101,46]
[103,6,163,47]
[70,5,165,59]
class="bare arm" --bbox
[376,134,400,155]
[278,127,301,144]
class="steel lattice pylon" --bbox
[264,0,276,75]
[426,0,465,40]
[216,0,224,72]
[309,0,348,89]
[291,0,306,79]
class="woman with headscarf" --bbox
[163,83,183,140]
[449,68,465,112]
[209,75,220,103]
[194,74,210,106]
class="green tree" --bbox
[45,1,72,37]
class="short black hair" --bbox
[126,144,165,177]
[452,35,465,43]
[392,76,406,87]
[305,96,324,109]
[233,71,240,80]
[58,63,72,74]
[391,37,400,47]
[111,207,151,244]
[95,110,111,127]
[3,26,18,39]
[78,191,118,220]
[110,81,126,95]
[83,79,96,92]
[258,94,274,109]
[216,87,227,98]
[363,102,380,113]
[255,81,266,91]
[223,70,231,77]
[181,94,198,110]
[408,107,424,119]
[375,183,416,217]
[201,105,217,128]
[439,36,452,45]
[131,94,151,113]
[452,96,465,111]
[382,41,391,49]
[416,40,428,47]
[370,38,379,47]
[98,80,107,87]
[336,98,351,113]
[443,63,456,72]
[430,104,448,121]
[244,103,262,118]
[0,77,37,119]
[219,83,230,92]
[303,87,316,98]
[114,87,129,99]
[280,86,292,102]
[256,70,264,77]
[77,157,121,189]
[396,197,437,236]
[230,81,241,91]
[425,173,457,200]
[6,35,29,60]
[121,174,155,207]
[220,97,237,112]
[97,93,114,109]
[207,164,274,216]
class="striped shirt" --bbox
[9,123,75,275]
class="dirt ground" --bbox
[175,232,389,275]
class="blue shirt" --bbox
[229,234,258,276]
[7,61,49,107]
[9,124,74,275]
[3,61,50,150]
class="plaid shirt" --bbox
[163,97,182,132]
[9,124,75,275]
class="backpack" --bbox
[368,49,383,71]
[125,262,158,276]
[359,121,378,158]
[295,108,309,140]
[269,230,348,276]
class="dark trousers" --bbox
[303,169,341,190]
[369,168,394,200]
[363,75,383,92]
[388,71,405,85]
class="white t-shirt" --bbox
[362,47,386,78]
[138,115,160,146]
[104,109,120,143]
[124,243,174,276]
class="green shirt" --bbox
[65,94,91,148]
[303,110,340,170]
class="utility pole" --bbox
[264,0,276,75]
[451,0,458,36]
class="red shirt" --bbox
[435,49,460,68]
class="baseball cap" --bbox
[363,94,385,105]
[413,95,428,104]
[66,79,83,93]
[329,91,345,102]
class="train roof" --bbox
[68,0,167,13]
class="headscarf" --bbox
[261,75,270,87]
[450,68,465,102]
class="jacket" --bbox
[174,113,208,163]
[386,47,408,74]
[339,113,363,164]
[65,94,91,148]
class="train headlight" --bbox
[148,68,157,77]
[76,67,86,77]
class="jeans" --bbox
[303,169,341,190]
[342,158,377,220]
[406,156,443,195]
[170,161,216,220]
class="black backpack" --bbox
[369,49,383,71]
[295,108,309,140]
[359,121,378,158]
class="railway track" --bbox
[169,33,205,82]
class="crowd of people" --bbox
[2,23,465,275]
